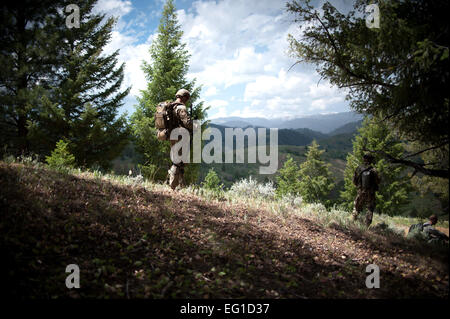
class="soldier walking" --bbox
[167,89,193,190]
[352,153,380,226]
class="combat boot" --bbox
[168,165,179,190]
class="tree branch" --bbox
[364,149,449,179]
[402,141,449,159]
[311,10,396,89]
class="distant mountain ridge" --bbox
[328,120,363,136]
[210,111,364,134]
[207,119,361,148]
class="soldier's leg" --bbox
[365,192,376,226]
[178,163,185,188]
[168,140,180,190]
[352,190,363,220]
[365,209,373,226]
[168,164,179,190]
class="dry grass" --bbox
[1,161,448,299]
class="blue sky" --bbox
[94,0,353,120]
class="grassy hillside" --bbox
[1,161,448,298]
[199,142,349,190]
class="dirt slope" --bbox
[1,162,448,298]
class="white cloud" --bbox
[104,0,351,118]
[310,96,344,111]
[175,0,350,119]
[204,86,217,97]
[177,0,295,81]
[95,1,155,100]
[93,0,133,17]
[118,43,151,97]
[209,99,229,109]
[101,29,151,98]
[188,46,267,88]
[242,68,347,118]
[209,107,228,119]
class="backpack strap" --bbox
[165,102,178,131]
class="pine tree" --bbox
[276,155,301,198]
[29,0,131,169]
[340,117,412,216]
[0,0,130,169]
[202,168,223,192]
[298,140,334,206]
[131,0,207,182]
[46,139,76,169]
[0,0,61,155]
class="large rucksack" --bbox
[408,222,425,234]
[155,101,177,141]
[358,166,378,191]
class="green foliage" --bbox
[45,139,76,170]
[407,142,449,214]
[44,0,130,169]
[131,0,208,183]
[1,161,448,298]
[0,0,61,154]
[202,168,223,192]
[287,0,449,178]
[276,155,301,198]
[139,163,160,182]
[298,140,334,206]
[0,0,130,169]
[341,117,412,216]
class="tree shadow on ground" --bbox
[1,164,447,299]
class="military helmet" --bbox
[363,153,375,163]
[175,89,190,99]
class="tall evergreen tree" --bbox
[1,0,130,169]
[29,0,131,169]
[0,0,61,155]
[298,140,334,206]
[131,0,207,182]
[341,117,412,216]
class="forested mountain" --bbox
[328,120,363,136]
[211,111,364,133]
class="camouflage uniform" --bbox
[422,223,449,244]
[352,165,380,226]
[167,91,192,190]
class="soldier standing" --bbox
[167,89,193,190]
[352,153,380,226]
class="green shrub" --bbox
[276,155,301,198]
[202,168,223,192]
[139,163,159,181]
[45,139,76,170]
[229,176,276,200]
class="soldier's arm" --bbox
[177,106,193,130]
[428,228,449,240]
[352,168,359,186]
